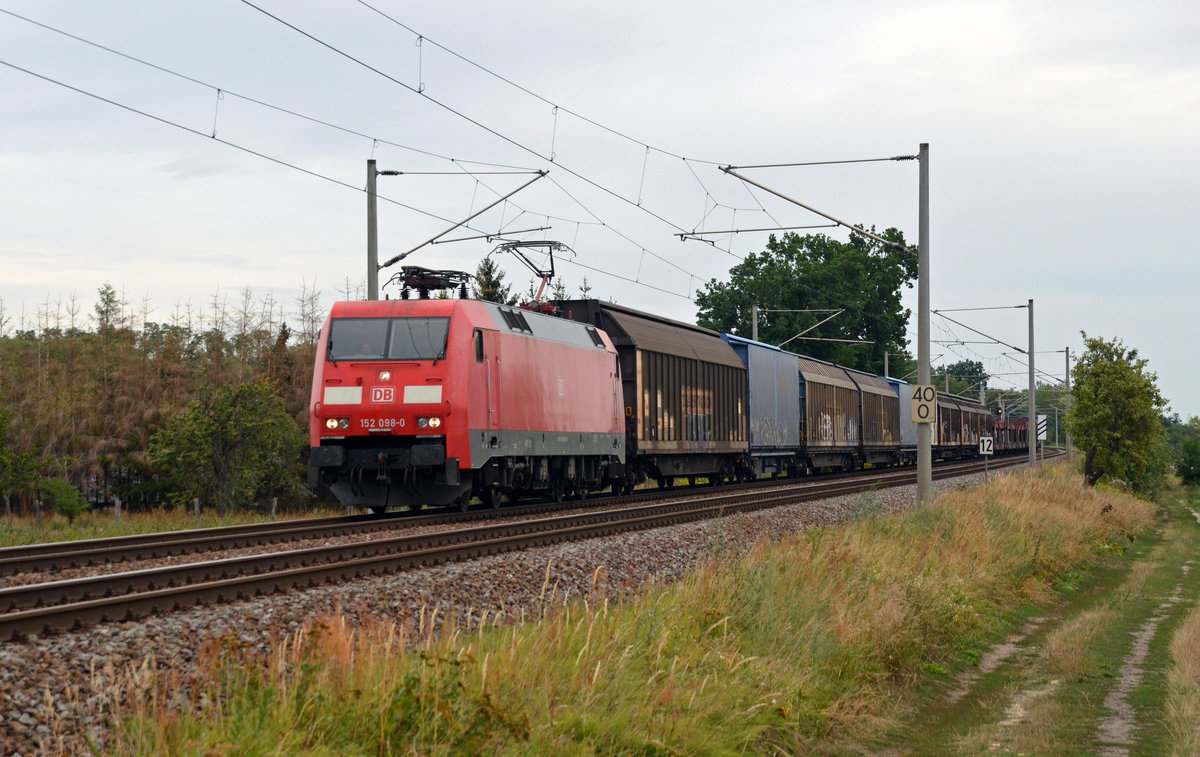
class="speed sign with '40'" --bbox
[912,384,937,424]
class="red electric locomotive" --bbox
[308,271,625,512]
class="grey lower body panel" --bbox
[469,429,625,468]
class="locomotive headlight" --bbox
[418,417,428,428]
[325,417,339,430]
[428,416,442,429]
[378,369,391,382]
[339,418,350,429]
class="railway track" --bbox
[0,452,1043,641]
[0,453,1039,577]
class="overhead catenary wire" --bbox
[5,5,923,308]
[1,55,700,304]
[2,5,711,299]
[922,314,1066,394]
[677,224,837,239]
[726,156,919,169]
[542,175,709,284]
[239,0,733,291]
[557,257,693,301]
[381,171,548,267]
[932,310,1027,354]
[352,0,725,166]
[0,7,537,174]
[0,11,709,301]
[1,4,622,246]
[238,0,724,255]
[0,58,469,227]
[0,6,628,267]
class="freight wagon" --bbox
[555,300,748,490]
[720,334,800,478]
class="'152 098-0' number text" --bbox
[360,417,404,429]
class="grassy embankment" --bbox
[890,484,1200,754]
[106,467,1157,755]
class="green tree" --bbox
[1064,333,1168,491]
[41,477,86,524]
[1180,437,1200,486]
[93,281,123,333]
[471,257,517,305]
[550,277,569,301]
[148,380,307,514]
[0,408,39,516]
[695,229,916,372]
[935,359,988,397]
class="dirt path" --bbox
[1096,574,1187,755]
[887,490,1200,756]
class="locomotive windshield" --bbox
[389,317,450,360]
[328,317,449,361]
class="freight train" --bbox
[307,271,1028,512]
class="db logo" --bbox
[370,386,395,403]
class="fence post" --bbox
[194,497,201,522]
[114,496,122,523]
[270,497,278,521]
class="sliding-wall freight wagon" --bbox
[555,300,748,490]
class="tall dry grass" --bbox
[107,467,1158,755]
[1166,585,1200,755]
[1039,606,1115,678]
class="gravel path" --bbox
[0,472,992,756]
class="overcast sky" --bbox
[2,1,1197,418]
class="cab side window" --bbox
[475,329,485,363]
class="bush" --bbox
[41,477,87,524]
[1180,438,1200,486]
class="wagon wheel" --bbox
[551,481,566,504]
[575,482,589,501]
[485,486,504,509]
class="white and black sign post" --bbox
[1037,414,1048,463]
[979,436,994,480]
